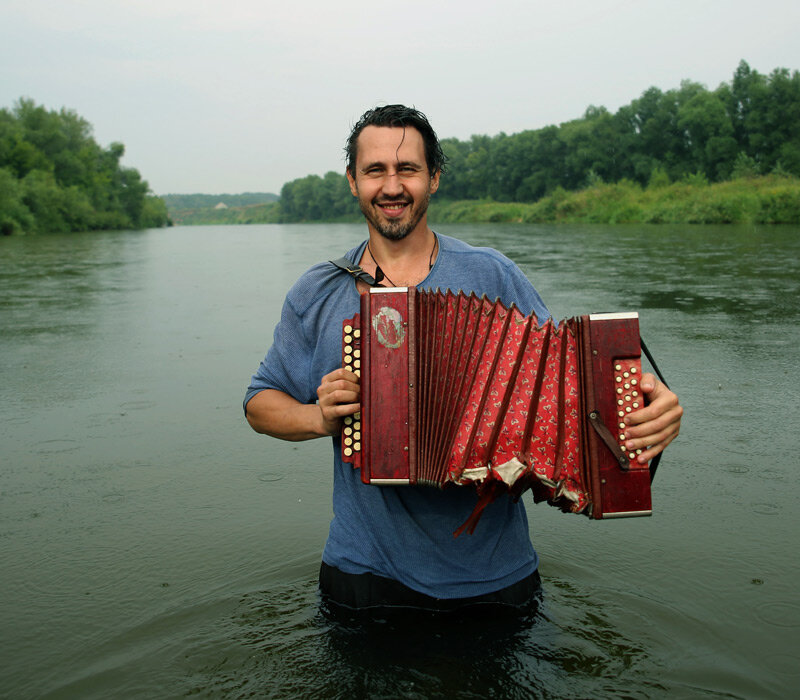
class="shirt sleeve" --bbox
[244,293,316,412]
[500,260,551,321]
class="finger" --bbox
[638,372,657,395]
[319,399,361,436]
[624,386,679,428]
[629,431,678,464]
[320,367,361,386]
[321,400,361,419]
[318,379,359,399]
[318,374,361,399]
[625,399,682,437]
[625,416,680,452]
[317,391,361,415]
[624,409,682,460]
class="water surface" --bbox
[1,223,798,698]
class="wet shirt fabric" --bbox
[245,234,550,599]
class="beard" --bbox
[358,191,431,241]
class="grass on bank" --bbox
[166,174,800,227]
[168,201,283,226]
[428,174,800,225]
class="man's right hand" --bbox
[317,367,361,436]
[245,367,360,442]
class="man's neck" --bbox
[367,222,434,261]
[359,223,438,288]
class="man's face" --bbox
[347,125,440,241]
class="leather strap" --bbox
[588,410,631,470]
[640,336,669,389]
[640,335,669,483]
[329,257,381,287]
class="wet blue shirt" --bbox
[245,233,550,598]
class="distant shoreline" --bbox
[167,175,800,226]
[428,175,800,225]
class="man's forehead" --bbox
[356,125,425,164]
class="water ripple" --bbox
[35,439,80,454]
[754,601,800,628]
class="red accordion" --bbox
[340,287,653,534]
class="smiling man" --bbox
[244,105,682,616]
[346,123,439,243]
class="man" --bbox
[244,105,682,614]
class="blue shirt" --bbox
[246,233,550,598]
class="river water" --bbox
[1,222,798,698]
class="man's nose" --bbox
[381,172,404,196]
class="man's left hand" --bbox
[623,373,682,464]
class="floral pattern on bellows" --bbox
[341,289,624,532]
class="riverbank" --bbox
[428,175,800,225]
[165,175,800,226]
[167,201,282,225]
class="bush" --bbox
[731,153,760,179]
[648,167,671,189]
[0,167,34,234]
[758,188,800,223]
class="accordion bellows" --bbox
[341,287,652,535]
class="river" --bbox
[1,222,798,698]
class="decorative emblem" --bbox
[372,306,405,349]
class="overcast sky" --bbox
[2,0,798,196]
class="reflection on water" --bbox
[1,224,799,698]
[175,578,662,699]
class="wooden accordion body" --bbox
[341,287,652,532]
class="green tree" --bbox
[0,166,34,234]
[0,98,168,234]
[270,60,800,217]
[677,89,738,179]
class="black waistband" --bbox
[318,562,541,616]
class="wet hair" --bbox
[345,105,447,177]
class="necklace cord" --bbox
[367,234,438,288]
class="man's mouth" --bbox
[376,201,410,217]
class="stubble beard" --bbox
[359,191,431,242]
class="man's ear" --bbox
[346,170,358,197]
[429,169,441,194]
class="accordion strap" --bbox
[588,409,631,471]
[639,335,669,483]
[640,336,668,389]
[329,257,381,287]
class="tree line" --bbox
[161,192,278,210]
[0,98,169,235]
[277,61,800,221]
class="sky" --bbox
[2,0,799,196]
